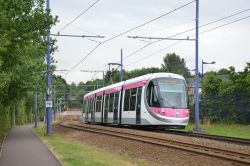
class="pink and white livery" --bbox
[83,73,189,128]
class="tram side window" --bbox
[109,93,114,112]
[124,90,130,111]
[88,99,91,113]
[137,87,142,108]
[89,99,92,112]
[113,92,119,111]
[90,99,93,113]
[87,100,90,112]
[146,82,160,107]
[96,96,101,112]
[95,97,99,112]
[84,100,87,113]
[130,88,137,111]
[88,99,90,112]
[83,100,86,113]
[99,96,103,112]
[104,94,109,112]
[93,99,96,112]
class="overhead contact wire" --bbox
[67,0,196,74]
[66,43,102,74]
[58,0,101,33]
[124,8,250,62]
[126,15,250,67]
[102,0,196,44]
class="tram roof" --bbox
[84,73,185,99]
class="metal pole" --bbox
[103,71,105,86]
[34,91,38,128]
[46,0,52,135]
[30,107,32,123]
[64,85,66,111]
[202,60,204,81]
[13,101,16,126]
[54,85,56,121]
[202,60,204,96]
[56,98,58,114]
[194,0,200,131]
[44,93,46,124]
[120,49,123,81]
[37,95,39,123]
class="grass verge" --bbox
[32,125,139,166]
[183,124,250,139]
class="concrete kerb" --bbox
[32,127,62,166]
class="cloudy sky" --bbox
[50,0,250,84]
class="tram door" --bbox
[85,100,89,122]
[136,87,142,124]
[113,92,119,123]
[91,99,94,122]
[104,94,109,123]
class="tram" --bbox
[83,73,189,128]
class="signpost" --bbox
[46,101,53,108]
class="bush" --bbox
[16,99,28,125]
[0,103,11,141]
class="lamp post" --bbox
[53,69,68,121]
[202,60,216,81]
[107,62,122,83]
[201,60,216,124]
[201,60,216,95]
[80,70,105,86]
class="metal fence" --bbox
[189,94,250,124]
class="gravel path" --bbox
[53,121,250,166]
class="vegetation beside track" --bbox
[0,0,59,141]
[33,125,141,166]
[183,124,250,139]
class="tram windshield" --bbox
[146,78,187,109]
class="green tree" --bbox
[0,0,57,104]
[0,0,57,140]
[161,53,191,77]
[202,63,250,124]
[124,67,162,80]
[217,68,230,75]
[203,72,222,96]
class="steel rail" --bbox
[59,122,250,165]
[155,129,250,145]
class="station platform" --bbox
[0,125,60,166]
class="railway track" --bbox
[78,121,250,146]
[150,129,250,146]
[59,121,250,165]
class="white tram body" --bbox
[83,73,189,128]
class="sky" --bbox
[50,0,250,84]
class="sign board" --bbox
[47,88,52,95]
[46,101,53,108]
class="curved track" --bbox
[59,121,250,165]
[147,129,250,146]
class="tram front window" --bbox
[146,78,187,109]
